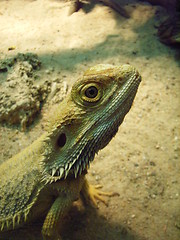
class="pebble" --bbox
[95,175,101,181]
[175,193,179,199]
[45,69,51,74]
[155,144,160,149]
[151,194,156,199]
[174,136,178,141]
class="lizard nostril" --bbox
[56,133,66,148]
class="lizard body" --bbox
[0,64,141,239]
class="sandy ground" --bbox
[0,0,180,240]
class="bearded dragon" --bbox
[0,64,141,240]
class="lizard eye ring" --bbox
[81,83,102,103]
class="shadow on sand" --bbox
[0,203,146,240]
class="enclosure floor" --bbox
[0,1,179,240]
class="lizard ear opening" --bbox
[56,133,66,148]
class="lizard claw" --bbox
[81,183,119,208]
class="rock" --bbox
[0,53,48,129]
[0,53,68,130]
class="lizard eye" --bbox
[85,86,98,98]
[80,83,102,103]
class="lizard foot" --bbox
[82,183,119,208]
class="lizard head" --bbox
[42,64,141,182]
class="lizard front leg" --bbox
[80,177,119,208]
[42,196,73,240]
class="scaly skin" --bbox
[0,64,141,240]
